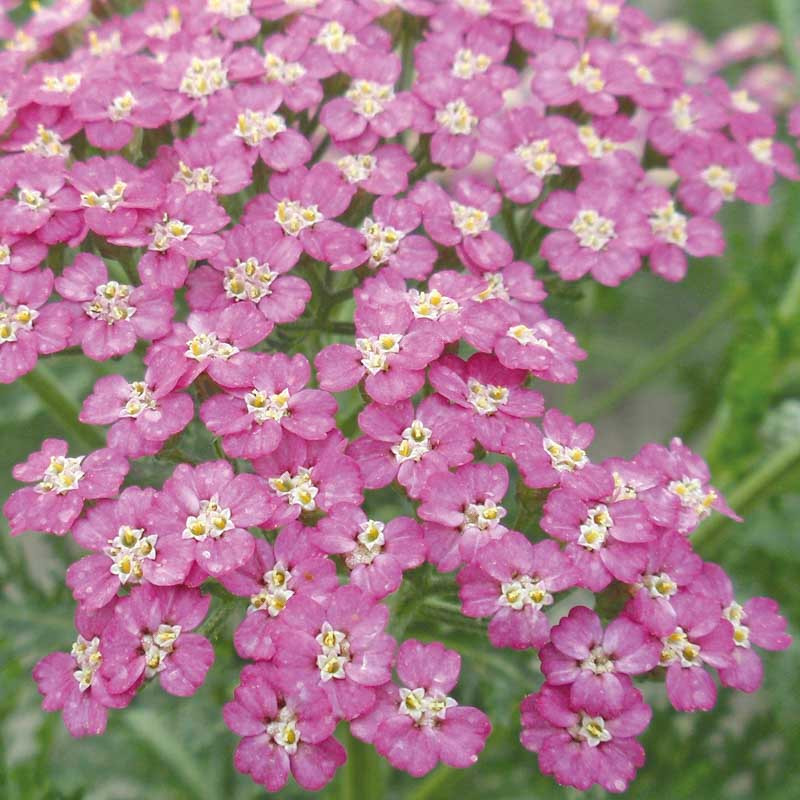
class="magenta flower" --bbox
[242,163,356,262]
[520,683,651,793]
[411,177,513,272]
[200,352,338,459]
[274,584,396,720]
[658,592,734,712]
[0,269,72,383]
[201,0,261,41]
[156,134,251,196]
[539,606,661,714]
[536,180,651,286]
[316,505,426,598]
[0,230,48,273]
[254,431,364,527]
[218,531,339,661]
[79,349,194,458]
[458,533,575,649]
[315,304,443,404]
[224,663,346,792]
[351,639,491,777]
[4,439,128,536]
[33,604,135,737]
[429,353,544,451]
[100,584,214,697]
[55,254,173,361]
[349,395,474,499]
[332,144,415,196]
[647,86,727,156]
[149,460,274,579]
[419,462,510,571]
[541,476,655,591]
[186,221,309,332]
[696,563,791,693]
[2,105,80,160]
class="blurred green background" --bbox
[1,0,799,798]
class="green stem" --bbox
[408,765,459,800]
[288,320,355,336]
[773,0,800,81]
[694,435,800,552]
[502,199,522,254]
[338,727,386,800]
[21,366,106,450]
[583,284,747,420]
[311,133,331,164]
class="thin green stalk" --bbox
[583,284,747,420]
[407,765,458,800]
[502,199,522,254]
[21,366,106,450]
[289,320,355,336]
[338,728,386,800]
[773,0,800,81]
[694,435,800,552]
[311,133,331,164]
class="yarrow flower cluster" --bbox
[1,0,796,794]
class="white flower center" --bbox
[450,201,489,237]
[660,626,702,667]
[452,48,491,79]
[408,289,460,320]
[71,635,102,692]
[0,303,39,344]
[670,93,696,132]
[224,256,278,302]
[571,713,612,747]
[0,243,10,265]
[337,153,376,183]
[234,109,286,146]
[499,575,553,610]
[174,162,218,193]
[399,687,458,726]
[580,645,615,674]
[179,56,228,99]
[119,381,157,418]
[151,215,194,251]
[570,209,616,251]
[104,524,158,585]
[245,387,290,423]
[266,706,302,754]
[145,5,181,38]
[578,503,613,551]
[701,165,737,199]
[142,623,182,677]
[274,199,323,236]
[84,281,137,325]
[360,218,404,266]
[748,137,774,165]
[41,72,81,94]
[723,601,750,648]
[18,187,49,212]
[183,495,235,541]
[731,89,760,113]
[185,332,239,361]
[649,201,688,247]
[107,91,137,122]
[207,0,250,18]
[346,80,395,119]
[543,438,588,472]
[568,53,605,93]
[436,99,478,135]
[345,519,386,568]
[456,0,491,14]
[21,124,70,158]
[392,420,432,463]
[36,455,85,495]
[269,466,318,511]
[356,333,403,375]
[463,499,506,531]
[263,52,306,84]
[472,273,509,302]
[642,571,677,599]
[578,124,618,158]
[249,560,295,615]
[522,0,554,27]
[507,324,551,348]
[316,622,351,681]
[668,476,717,520]
[466,378,508,415]
[515,139,560,178]
[316,21,356,54]
[81,179,128,212]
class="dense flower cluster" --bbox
[1,0,796,794]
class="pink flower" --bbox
[100,584,214,697]
[624,531,703,636]
[0,231,48,273]
[541,474,655,591]
[429,353,544,451]
[411,177,513,272]
[4,439,128,536]
[187,222,308,332]
[79,349,194,458]
[149,461,274,579]
[520,683,651,793]
[332,144,415,196]
[536,180,651,286]
[540,606,661,714]
[242,163,356,262]
[274,584,395,720]
[200,352,338,459]
[33,603,135,737]
[458,533,575,649]
[55,253,173,361]
[495,0,586,53]
[349,395,474,499]
[0,269,73,382]
[219,531,338,661]
[2,105,80,160]
[315,305,443,404]
[658,592,734,712]
[647,86,727,156]
[224,663,346,792]
[351,639,491,777]
[419,463,510,571]
[316,505,425,598]
[604,44,682,110]
[254,431,364,527]
[696,562,791,693]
